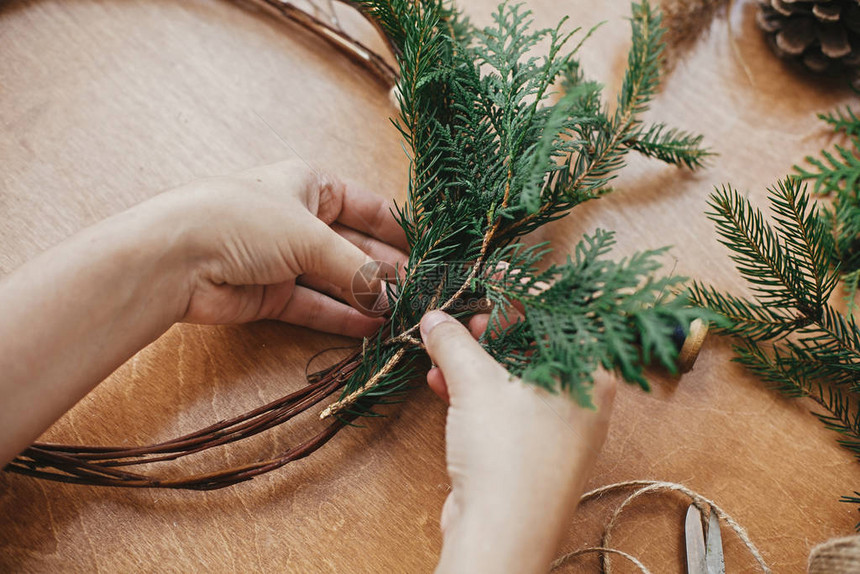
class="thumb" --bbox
[420,311,503,403]
[293,216,385,314]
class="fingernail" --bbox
[420,310,454,340]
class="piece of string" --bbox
[551,547,651,573]
[303,343,360,380]
[550,480,771,573]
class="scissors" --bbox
[685,504,726,574]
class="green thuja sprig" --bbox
[323,0,710,417]
[484,230,703,404]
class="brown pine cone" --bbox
[757,0,860,88]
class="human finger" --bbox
[296,274,347,302]
[420,311,505,402]
[331,223,407,278]
[270,284,383,337]
[297,223,404,310]
[297,273,393,317]
[590,368,618,418]
[468,315,488,339]
[427,366,450,403]
[293,217,385,314]
[467,307,525,339]
[333,183,409,251]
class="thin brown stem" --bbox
[245,0,399,86]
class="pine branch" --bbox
[689,282,796,340]
[704,183,821,312]
[733,341,860,454]
[845,270,860,314]
[796,106,860,300]
[768,178,839,307]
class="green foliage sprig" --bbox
[692,178,860,526]
[796,107,860,309]
[326,0,711,416]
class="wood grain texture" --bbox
[0,0,858,572]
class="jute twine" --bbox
[808,535,860,574]
[550,480,771,573]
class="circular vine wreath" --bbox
[5,0,710,490]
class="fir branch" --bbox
[627,123,712,169]
[768,178,839,308]
[845,270,860,314]
[689,282,796,340]
[617,0,663,120]
[696,175,860,528]
[733,341,860,451]
[695,181,860,427]
[795,107,860,301]
[704,183,821,312]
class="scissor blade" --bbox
[685,505,707,574]
[706,509,726,574]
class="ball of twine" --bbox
[808,535,860,574]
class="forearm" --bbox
[0,199,191,466]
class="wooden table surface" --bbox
[1,0,859,572]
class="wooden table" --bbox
[1,0,858,571]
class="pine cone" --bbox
[757,0,860,87]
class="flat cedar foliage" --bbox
[7,0,711,488]
[694,109,860,527]
[339,0,709,413]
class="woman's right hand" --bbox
[420,310,616,574]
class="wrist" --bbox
[101,193,199,325]
[437,492,566,574]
